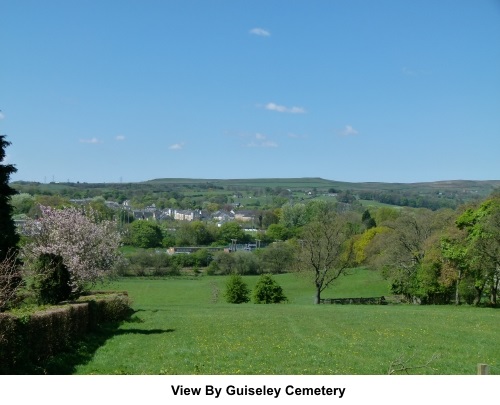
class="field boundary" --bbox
[320,296,387,305]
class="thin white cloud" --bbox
[287,133,307,139]
[115,135,126,141]
[0,111,5,120]
[249,27,270,37]
[79,137,102,144]
[169,143,184,150]
[340,125,359,136]
[245,133,278,148]
[264,102,306,114]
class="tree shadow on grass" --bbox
[14,312,175,375]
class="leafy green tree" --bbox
[223,274,250,304]
[294,212,357,304]
[0,135,19,261]
[261,209,279,228]
[369,208,454,303]
[128,220,163,248]
[252,274,287,304]
[175,221,215,246]
[455,196,500,305]
[10,193,35,216]
[266,223,290,241]
[280,202,307,229]
[374,207,400,226]
[441,226,471,305]
[352,226,390,265]
[304,200,336,223]
[217,222,247,244]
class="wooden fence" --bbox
[320,296,387,305]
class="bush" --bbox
[252,274,287,304]
[32,253,72,305]
[210,251,235,275]
[223,274,250,304]
[233,251,260,275]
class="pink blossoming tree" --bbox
[22,206,122,296]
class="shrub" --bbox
[0,250,23,311]
[210,251,235,275]
[233,251,260,275]
[32,253,72,305]
[223,274,250,304]
[252,274,287,304]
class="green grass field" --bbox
[52,269,500,375]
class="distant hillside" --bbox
[145,177,500,196]
[11,177,500,211]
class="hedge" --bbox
[0,292,131,374]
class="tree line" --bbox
[2,135,499,308]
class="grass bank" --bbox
[68,270,500,375]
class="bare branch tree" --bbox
[294,212,357,304]
[0,250,23,311]
[388,351,440,375]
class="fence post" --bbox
[477,363,489,375]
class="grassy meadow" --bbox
[47,269,500,375]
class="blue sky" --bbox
[1,0,499,184]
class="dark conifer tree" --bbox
[0,135,19,261]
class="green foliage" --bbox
[208,251,235,275]
[223,274,250,304]
[192,248,213,267]
[217,221,248,244]
[233,251,260,275]
[174,221,216,246]
[265,223,290,241]
[353,226,390,265]
[362,209,377,229]
[374,207,401,225]
[123,249,184,277]
[32,253,72,305]
[454,196,500,305]
[256,241,295,273]
[128,220,163,248]
[252,274,287,304]
[280,202,307,229]
[10,193,35,215]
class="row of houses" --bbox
[137,208,256,226]
[70,199,257,225]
